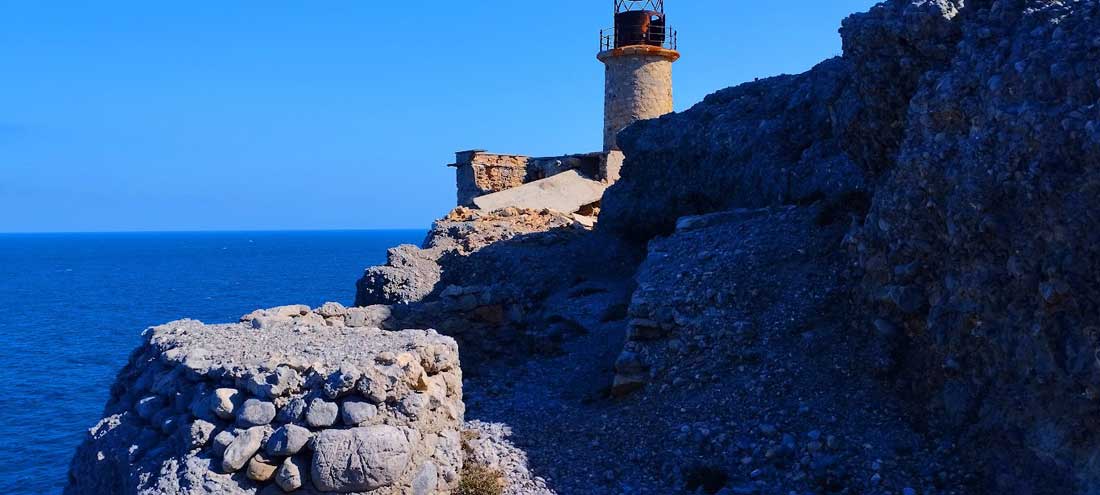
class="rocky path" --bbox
[464,293,661,494]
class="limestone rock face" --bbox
[65,318,464,495]
[838,0,964,176]
[355,207,582,306]
[852,1,1100,492]
[597,0,1100,491]
[599,57,865,240]
[356,208,641,363]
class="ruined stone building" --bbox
[449,0,679,214]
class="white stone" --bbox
[473,170,606,214]
[211,388,241,420]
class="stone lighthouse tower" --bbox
[598,0,679,151]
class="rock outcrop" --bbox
[588,205,976,494]
[838,0,964,175]
[355,208,582,307]
[596,0,1100,492]
[599,57,866,240]
[66,313,464,495]
[853,1,1100,492]
[356,206,640,362]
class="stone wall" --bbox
[599,47,678,151]
[452,151,530,207]
[66,305,464,495]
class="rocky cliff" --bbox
[856,1,1100,491]
[600,0,1100,492]
[70,1,1100,494]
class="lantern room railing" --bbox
[615,0,665,13]
[600,26,677,51]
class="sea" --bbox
[0,230,425,494]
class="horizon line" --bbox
[0,227,429,236]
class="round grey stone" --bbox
[340,399,378,426]
[267,424,311,457]
[277,397,306,423]
[306,398,339,428]
[237,398,276,427]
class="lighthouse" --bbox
[598,0,680,151]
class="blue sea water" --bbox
[0,230,424,494]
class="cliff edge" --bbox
[69,0,1100,494]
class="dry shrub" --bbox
[456,464,505,495]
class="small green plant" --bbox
[455,464,505,495]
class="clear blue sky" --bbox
[0,0,876,233]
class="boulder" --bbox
[311,426,414,492]
[246,453,278,482]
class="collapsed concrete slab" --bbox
[472,170,606,214]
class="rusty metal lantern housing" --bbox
[602,0,675,51]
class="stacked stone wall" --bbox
[453,152,530,206]
[66,307,464,495]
